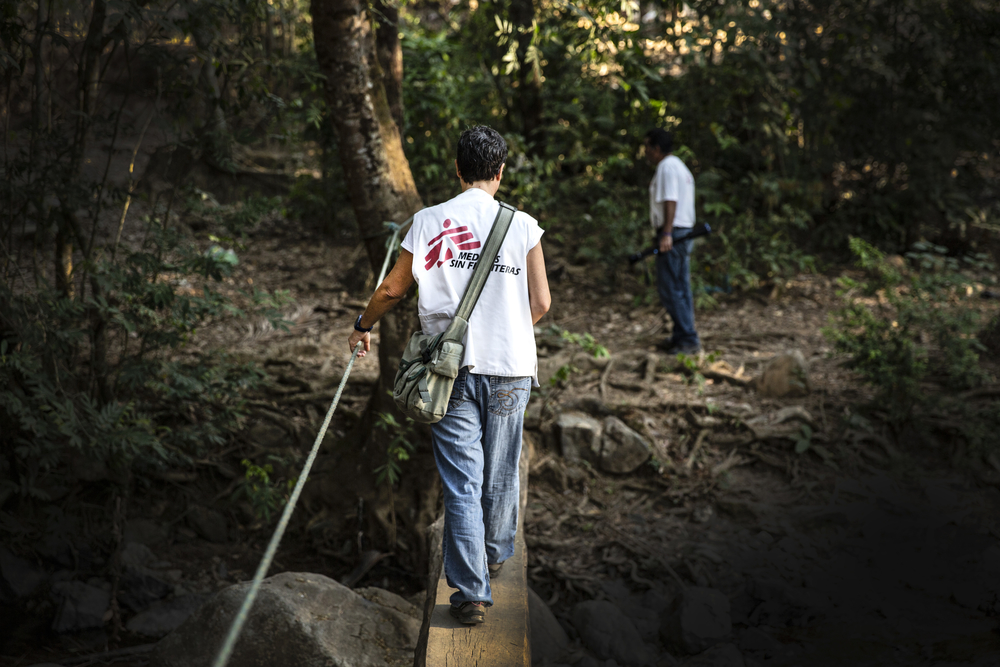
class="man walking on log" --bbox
[348,126,551,625]
[644,128,701,355]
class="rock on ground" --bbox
[557,412,602,464]
[119,570,173,613]
[529,586,569,665]
[600,417,652,474]
[127,594,207,637]
[124,519,169,546]
[51,581,110,633]
[599,579,670,643]
[186,506,229,543]
[0,547,46,600]
[752,350,810,398]
[571,599,655,666]
[661,587,732,655]
[681,643,745,667]
[151,572,421,667]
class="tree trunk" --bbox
[311,0,437,568]
[373,0,404,131]
[191,17,232,168]
[510,0,543,149]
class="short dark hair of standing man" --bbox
[644,128,673,155]
[457,125,508,184]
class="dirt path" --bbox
[5,211,999,666]
[200,219,1000,665]
[182,218,1000,665]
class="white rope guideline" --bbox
[210,225,403,667]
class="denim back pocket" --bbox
[488,376,530,417]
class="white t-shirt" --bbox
[649,155,695,231]
[401,188,544,384]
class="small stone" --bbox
[752,351,810,398]
[121,542,157,570]
[557,412,602,464]
[680,643,745,667]
[737,627,777,653]
[127,595,207,637]
[186,506,229,543]
[692,505,714,523]
[600,417,652,474]
[119,570,173,613]
[124,519,168,546]
[572,599,654,666]
[661,587,732,654]
[247,422,289,448]
[175,526,197,543]
[529,587,569,664]
[0,546,47,599]
[745,406,815,439]
[51,581,110,633]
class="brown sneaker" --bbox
[488,562,504,579]
[449,601,486,625]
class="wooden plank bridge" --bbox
[415,444,532,667]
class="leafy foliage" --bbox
[398,0,999,288]
[824,237,997,436]
[235,457,295,524]
[0,203,289,504]
[373,413,416,488]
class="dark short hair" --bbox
[644,128,673,154]
[457,126,508,184]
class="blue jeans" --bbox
[430,369,530,606]
[656,229,700,348]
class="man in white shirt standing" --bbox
[348,126,551,625]
[644,128,701,355]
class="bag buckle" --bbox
[420,334,441,365]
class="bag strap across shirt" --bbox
[441,200,516,342]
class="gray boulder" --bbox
[558,412,602,464]
[571,600,654,666]
[680,643,744,667]
[600,417,652,474]
[151,572,421,667]
[529,587,569,665]
[51,581,110,633]
[661,587,732,654]
[736,627,777,654]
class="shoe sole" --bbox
[450,607,485,625]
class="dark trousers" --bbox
[656,229,700,348]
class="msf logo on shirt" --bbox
[424,219,480,270]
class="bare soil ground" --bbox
[4,193,1000,666]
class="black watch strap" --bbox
[354,314,373,333]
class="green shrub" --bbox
[0,204,290,505]
[824,237,996,433]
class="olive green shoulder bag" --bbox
[393,202,516,423]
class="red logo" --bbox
[424,218,480,270]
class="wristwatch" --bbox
[354,314,374,333]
